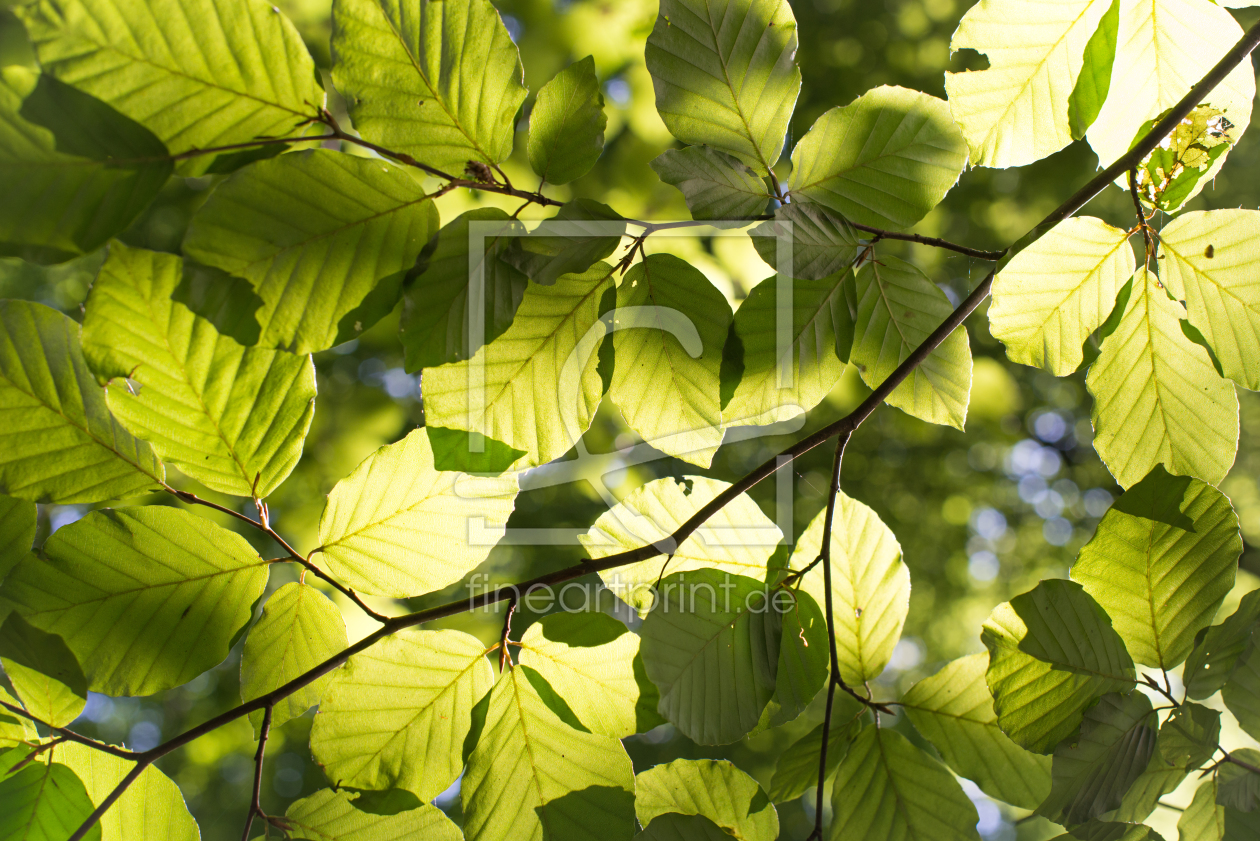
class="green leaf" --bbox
[283,788,462,841]
[611,254,730,467]
[982,579,1136,753]
[789,86,968,230]
[902,653,1052,810]
[829,725,981,841]
[1037,692,1157,825]
[1067,0,1120,139]
[311,628,493,801]
[1087,269,1237,490]
[528,56,606,185]
[331,0,526,172]
[750,204,861,281]
[1157,210,1260,390]
[769,588,829,726]
[400,208,528,372]
[81,244,317,499]
[1222,630,1260,742]
[16,0,322,176]
[0,495,36,579]
[516,612,662,739]
[421,261,614,470]
[0,299,165,503]
[0,68,171,262]
[0,613,86,728]
[581,476,782,617]
[1184,590,1260,700]
[650,147,770,222]
[989,217,1134,376]
[0,687,37,749]
[644,0,801,173]
[1130,106,1237,214]
[425,427,525,475]
[315,427,517,598]
[1050,823,1165,841]
[0,506,268,696]
[852,256,972,430]
[722,270,853,428]
[1071,466,1241,669]
[1180,778,1226,841]
[58,741,198,841]
[767,697,865,803]
[635,814,738,840]
[507,199,626,287]
[171,262,264,348]
[635,758,778,841]
[1086,0,1254,210]
[461,664,636,841]
[184,149,440,354]
[0,747,101,841]
[639,569,782,745]
[241,582,347,734]
[1216,751,1260,811]
[785,491,908,686]
[944,0,1118,168]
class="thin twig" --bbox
[847,222,1006,261]
[498,597,518,673]
[1141,674,1182,707]
[240,705,274,841]
[1224,751,1260,776]
[0,701,138,760]
[65,19,1260,841]
[807,432,850,841]
[1156,799,1185,813]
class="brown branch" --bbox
[240,705,274,841]
[847,222,1006,261]
[67,18,1260,841]
[0,700,138,760]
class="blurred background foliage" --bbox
[1,0,1259,839]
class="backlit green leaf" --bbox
[989,217,1134,376]
[1037,692,1157,825]
[852,256,971,429]
[1087,269,1237,489]
[0,613,85,728]
[331,0,527,172]
[1179,778,1226,841]
[644,0,801,173]
[1067,0,1119,139]
[581,476,782,616]
[81,243,316,498]
[902,653,1052,810]
[184,149,439,354]
[422,262,614,470]
[650,147,770,222]
[311,629,493,801]
[1049,823,1165,841]
[785,491,908,686]
[1222,630,1260,742]
[517,611,662,739]
[982,579,1136,753]
[461,664,636,841]
[635,814,737,840]
[400,208,528,371]
[767,697,865,803]
[0,506,268,696]
[612,254,730,466]
[0,496,36,579]
[528,56,606,185]
[828,725,981,841]
[0,299,165,503]
[1071,466,1241,669]
[1184,590,1260,700]
[769,588,828,726]
[283,788,463,840]
[635,758,778,841]
[750,204,861,281]
[17,0,322,176]
[639,570,782,745]
[507,199,625,287]
[1158,210,1260,390]
[0,746,100,841]
[1216,751,1260,811]
[59,742,199,841]
[315,427,517,598]
[1103,700,1221,822]
[241,582,348,734]
[0,687,36,749]
[789,86,968,230]
[0,68,170,262]
[722,271,853,428]
[945,0,1116,168]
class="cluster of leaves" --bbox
[0,0,1259,839]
